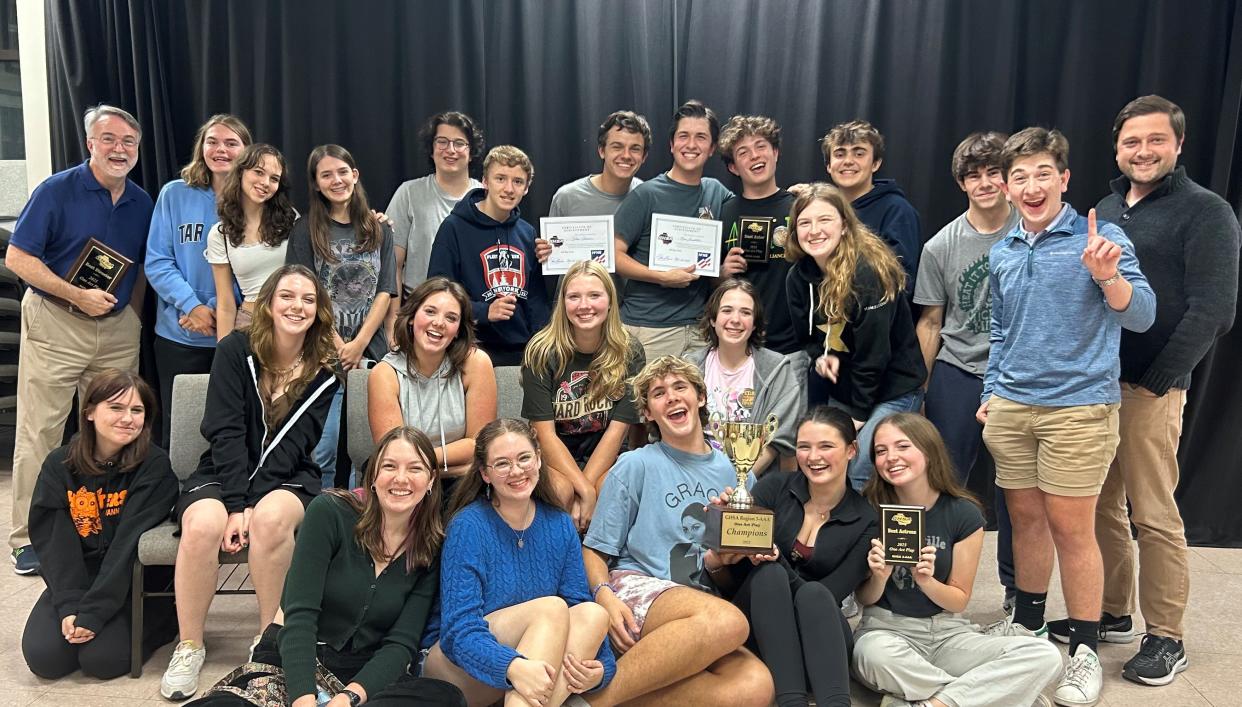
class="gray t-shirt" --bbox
[614,173,733,327]
[386,174,482,290]
[913,209,1019,376]
[584,441,747,591]
[286,218,397,361]
[548,175,642,217]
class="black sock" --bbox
[1069,618,1100,655]
[1013,589,1047,630]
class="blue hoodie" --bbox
[427,188,550,358]
[144,180,223,347]
[852,179,922,293]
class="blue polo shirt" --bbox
[10,160,154,311]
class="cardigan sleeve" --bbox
[278,495,343,700]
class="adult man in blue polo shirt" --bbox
[6,105,152,575]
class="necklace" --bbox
[497,501,536,549]
[269,352,305,392]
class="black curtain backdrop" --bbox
[44,0,1242,545]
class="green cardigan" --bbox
[278,494,439,699]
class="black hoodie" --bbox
[427,188,550,360]
[785,256,925,419]
[30,445,179,632]
[181,331,339,513]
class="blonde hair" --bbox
[483,145,534,183]
[784,183,905,323]
[631,356,709,440]
[523,260,636,408]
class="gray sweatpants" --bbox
[852,606,1062,707]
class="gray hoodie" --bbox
[686,346,805,457]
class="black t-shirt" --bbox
[877,494,984,618]
[521,341,646,462]
[720,190,798,355]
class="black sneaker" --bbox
[1047,612,1135,644]
[1123,634,1188,686]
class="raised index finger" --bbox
[1088,208,1098,238]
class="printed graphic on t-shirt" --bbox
[890,531,948,590]
[479,244,529,302]
[956,254,991,335]
[67,486,129,537]
[553,370,615,435]
[322,240,382,341]
[697,205,717,220]
[668,502,712,590]
[707,384,754,423]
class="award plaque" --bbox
[880,504,925,566]
[66,238,133,294]
[705,414,778,553]
[737,218,772,263]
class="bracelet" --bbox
[1093,272,1121,288]
[707,564,728,574]
[591,582,611,598]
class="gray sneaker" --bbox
[160,640,206,701]
[982,614,1048,638]
[840,593,860,618]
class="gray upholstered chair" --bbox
[129,373,254,677]
[494,365,524,421]
[346,368,374,475]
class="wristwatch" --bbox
[341,688,363,707]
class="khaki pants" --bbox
[9,291,141,549]
[623,323,705,362]
[1095,383,1189,639]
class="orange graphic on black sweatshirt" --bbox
[68,487,102,538]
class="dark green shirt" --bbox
[278,494,439,699]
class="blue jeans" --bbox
[313,386,345,488]
[923,360,1014,591]
[836,389,925,491]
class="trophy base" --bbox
[705,504,775,554]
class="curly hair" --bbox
[597,110,652,152]
[216,144,297,248]
[420,111,485,173]
[631,356,710,441]
[717,115,781,166]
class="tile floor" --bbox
[0,471,1237,706]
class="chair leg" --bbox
[130,560,144,678]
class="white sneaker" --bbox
[1054,645,1103,706]
[841,593,860,618]
[983,614,1048,638]
[160,639,206,701]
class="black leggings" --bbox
[733,561,853,707]
[153,335,216,449]
[22,587,176,680]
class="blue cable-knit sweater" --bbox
[425,498,616,691]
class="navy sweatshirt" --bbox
[427,188,551,359]
[852,179,922,293]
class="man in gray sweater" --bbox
[1046,95,1239,689]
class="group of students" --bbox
[10,90,1239,707]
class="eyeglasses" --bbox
[434,137,470,152]
[91,134,139,150]
[485,452,539,477]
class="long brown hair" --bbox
[446,418,566,519]
[67,370,157,476]
[784,182,905,323]
[217,143,297,247]
[325,426,444,571]
[393,277,476,377]
[305,144,382,263]
[248,265,338,403]
[180,114,252,188]
[863,413,980,510]
[523,260,637,408]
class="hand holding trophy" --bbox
[705,413,777,553]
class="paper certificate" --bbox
[540,215,615,275]
[647,213,722,277]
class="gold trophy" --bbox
[705,414,777,553]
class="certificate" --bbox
[540,215,615,275]
[647,213,722,277]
